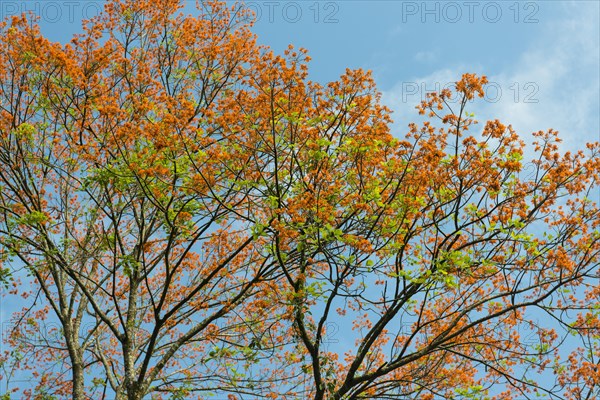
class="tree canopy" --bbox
[0,1,598,399]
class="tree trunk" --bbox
[72,356,85,400]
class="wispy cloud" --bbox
[483,2,600,149]
[414,50,437,63]
[383,2,599,151]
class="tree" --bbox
[0,1,598,399]
[1,1,288,398]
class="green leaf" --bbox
[18,211,48,226]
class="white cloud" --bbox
[383,2,600,152]
[382,66,472,134]
[414,50,437,63]
[484,2,600,150]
